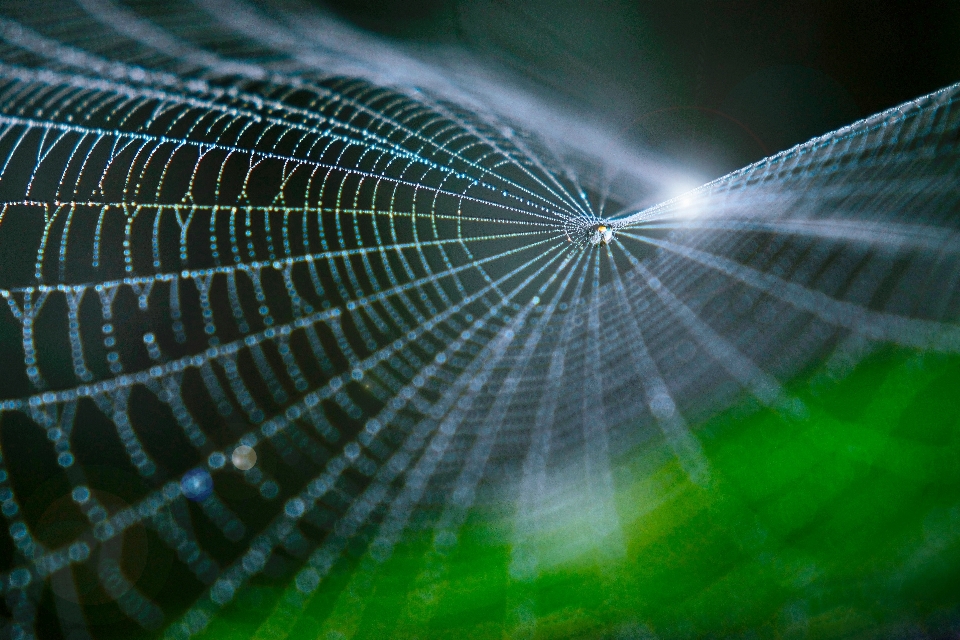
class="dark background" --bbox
[317,0,960,182]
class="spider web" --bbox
[0,1,958,638]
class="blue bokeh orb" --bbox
[180,468,214,502]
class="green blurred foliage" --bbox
[194,346,960,639]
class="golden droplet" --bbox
[231,445,257,471]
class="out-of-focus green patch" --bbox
[192,347,960,639]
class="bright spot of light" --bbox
[669,180,704,218]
